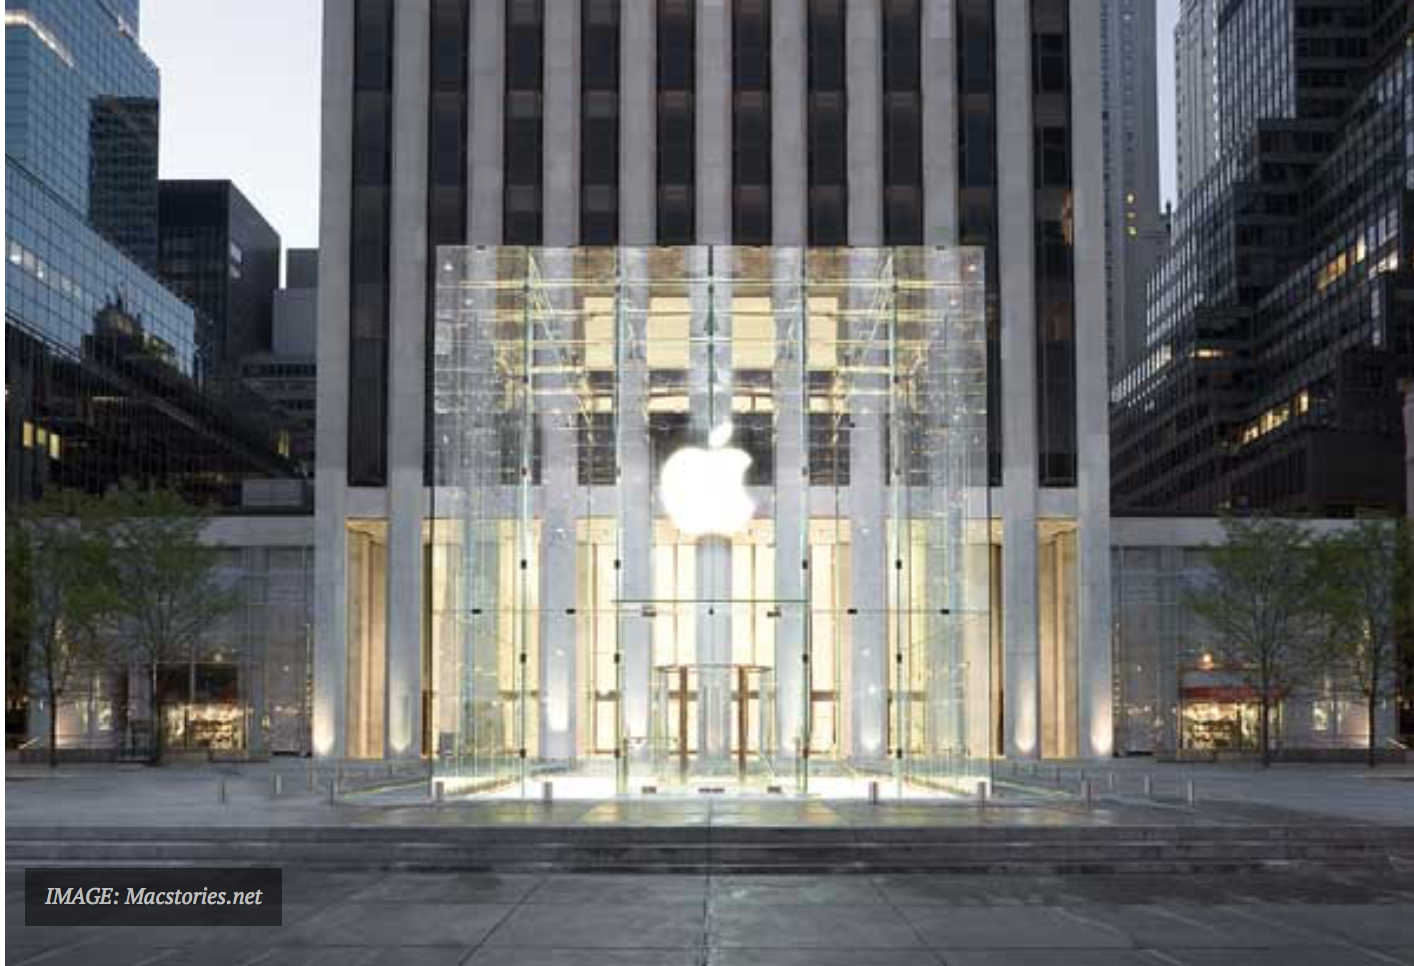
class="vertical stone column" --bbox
[921,0,959,245]
[690,248,734,770]
[771,248,807,758]
[384,0,431,760]
[771,0,807,246]
[1069,0,1114,759]
[544,0,580,244]
[847,252,889,764]
[621,1,656,244]
[846,0,883,244]
[618,249,654,746]
[771,1,809,759]
[996,1,1040,760]
[467,0,504,244]
[536,249,580,762]
[845,2,887,763]
[313,0,355,760]
[697,0,732,244]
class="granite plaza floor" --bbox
[7,867,1414,965]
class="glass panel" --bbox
[432,246,988,798]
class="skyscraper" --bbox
[313,0,1113,771]
[1114,0,1414,515]
[1174,0,1219,200]
[1100,0,1165,374]
[5,0,296,507]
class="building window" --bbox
[882,0,922,244]
[581,0,621,244]
[732,0,771,244]
[657,0,696,243]
[807,0,848,245]
[504,0,545,244]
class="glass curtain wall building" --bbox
[313,0,1114,789]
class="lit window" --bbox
[22,421,34,449]
[48,432,60,460]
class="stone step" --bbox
[9,824,1413,873]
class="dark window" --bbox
[956,0,1000,485]
[733,0,771,244]
[807,0,848,245]
[882,0,922,244]
[657,0,696,243]
[581,0,620,243]
[504,0,544,244]
[1032,0,1076,486]
[348,0,395,485]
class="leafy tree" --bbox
[12,491,119,767]
[101,487,240,763]
[1185,515,1327,766]
[1315,519,1414,767]
[7,514,36,737]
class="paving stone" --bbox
[1231,902,1414,947]
[706,950,941,966]
[274,902,515,947]
[527,873,707,905]
[900,905,1134,950]
[708,903,922,949]
[930,953,1166,966]
[467,949,702,966]
[348,872,542,904]
[1158,948,1410,966]
[1069,904,1314,948]
[484,902,705,949]
[711,874,887,906]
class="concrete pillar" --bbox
[690,248,733,769]
[620,0,656,244]
[467,0,504,244]
[771,0,807,246]
[536,249,579,762]
[771,248,808,758]
[382,0,430,761]
[1070,0,1114,758]
[618,250,654,747]
[921,0,959,246]
[845,5,886,762]
[697,0,731,243]
[846,0,883,245]
[847,253,889,764]
[996,0,1040,760]
[313,0,355,760]
[543,0,580,245]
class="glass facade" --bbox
[656,0,695,244]
[425,245,991,797]
[5,0,297,507]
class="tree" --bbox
[1185,515,1328,766]
[12,491,119,767]
[1315,519,1414,767]
[101,487,240,763]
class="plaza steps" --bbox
[10,823,1414,874]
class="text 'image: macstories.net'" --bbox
[5,1,1414,964]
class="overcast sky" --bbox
[143,1,1182,262]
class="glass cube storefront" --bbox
[427,246,990,797]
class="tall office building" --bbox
[1100,0,1165,374]
[5,0,296,508]
[314,0,1113,779]
[157,180,282,380]
[1174,0,1219,200]
[1114,0,1414,515]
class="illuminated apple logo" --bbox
[661,422,755,538]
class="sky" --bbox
[143,1,324,260]
[142,1,1182,259]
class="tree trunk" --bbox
[47,684,58,769]
[1259,693,1271,768]
[1367,688,1378,769]
[150,661,163,765]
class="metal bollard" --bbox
[328,777,337,805]
[272,773,283,798]
[1053,766,1061,785]
[542,781,554,804]
[868,781,880,805]
[1107,772,1116,793]
[1080,779,1092,809]
[433,780,445,803]
[218,779,227,804]
[976,780,988,807]
[307,765,315,792]
[1143,775,1154,798]
[1186,780,1197,808]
